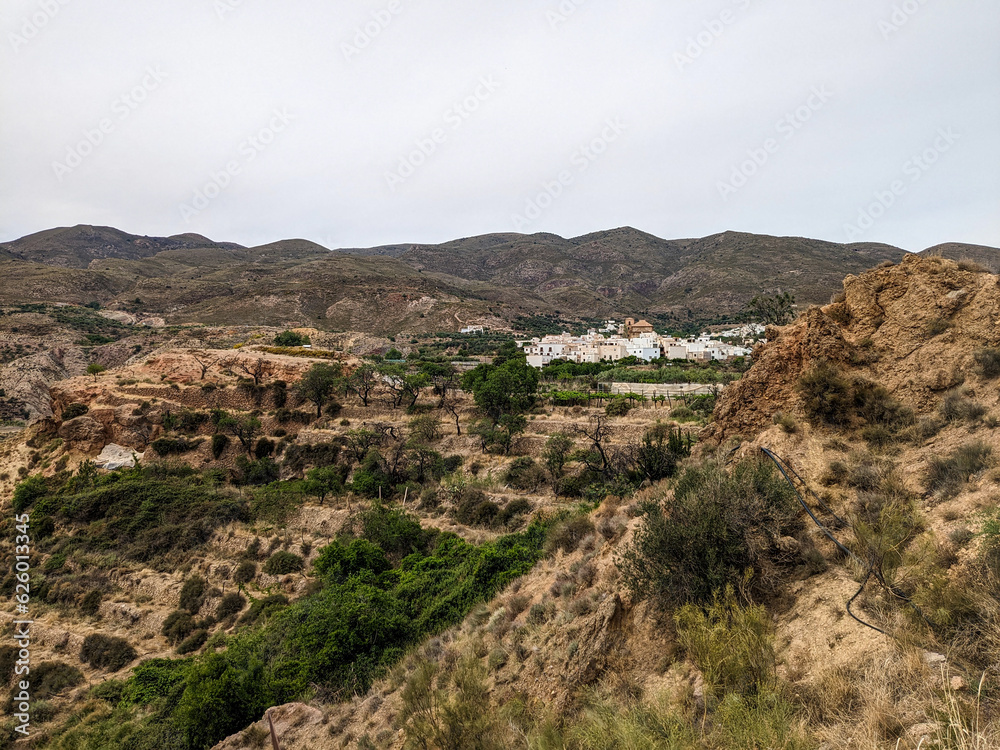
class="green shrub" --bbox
[263,551,304,575]
[773,411,797,433]
[669,405,696,421]
[151,437,200,456]
[253,437,275,459]
[799,362,853,426]
[605,399,632,417]
[925,442,993,497]
[80,634,137,671]
[90,679,126,704]
[281,441,341,475]
[12,474,48,513]
[617,457,800,608]
[274,330,310,347]
[454,491,500,528]
[234,456,280,486]
[176,629,209,655]
[162,610,196,645]
[211,433,229,459]
[233,561,257,584]
[216,593,246,620]
[80,589,102,616]
[313,539,390,584]
[527,603,550,625]
[179,575,206,614]
[236,594,290,628]
[973,348,1000,379]
[504,457,547,491]
[32,660,84,699]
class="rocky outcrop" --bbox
[0,347,88,421]
[706,255,1000,442]
[57,415,107,453]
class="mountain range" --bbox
[1,224,996,333]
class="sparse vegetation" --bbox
[617,456,801,608]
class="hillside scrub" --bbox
[11,467,249,566]
[44,507,549,749]
[617,456,801,608]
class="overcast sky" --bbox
[2,0,998,252]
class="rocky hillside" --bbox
[0,255,997,750]
[5,224,995,332]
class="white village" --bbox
[517,318,757,368]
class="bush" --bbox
[216,593,246,620]
[545,516,595,556]
[31,661,84,699]
[973,348,1000,379]
[162,610,196,645]
[527,603,550,625]
[80,634,137,671]
[669,405,696,421]
[504,457,547,491]
[151,437,200,456]
[233,561,257,584]
[314,539,390,583]
[939,388,987,423]
[179,575,206,614]
[253,437,275,459]
[925,442,993,497]
[772,412,797,433]
[62,403,89,420]
[234,456,280,486]
[80,589,102,616]
[12,474,48,513]
[617,457,800,608]
[263,551,304,575]
[211,433,230,459]
[176,629,209,655]
[281,441,341,475]
[274,330,310,347]
[454,490,500,528]
[605,399,632,417]
[799,362,853,427]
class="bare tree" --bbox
[190,351,218,380]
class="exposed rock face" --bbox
[57,415,107,453]
[706,254,1000,442]
[0,347,88,421]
